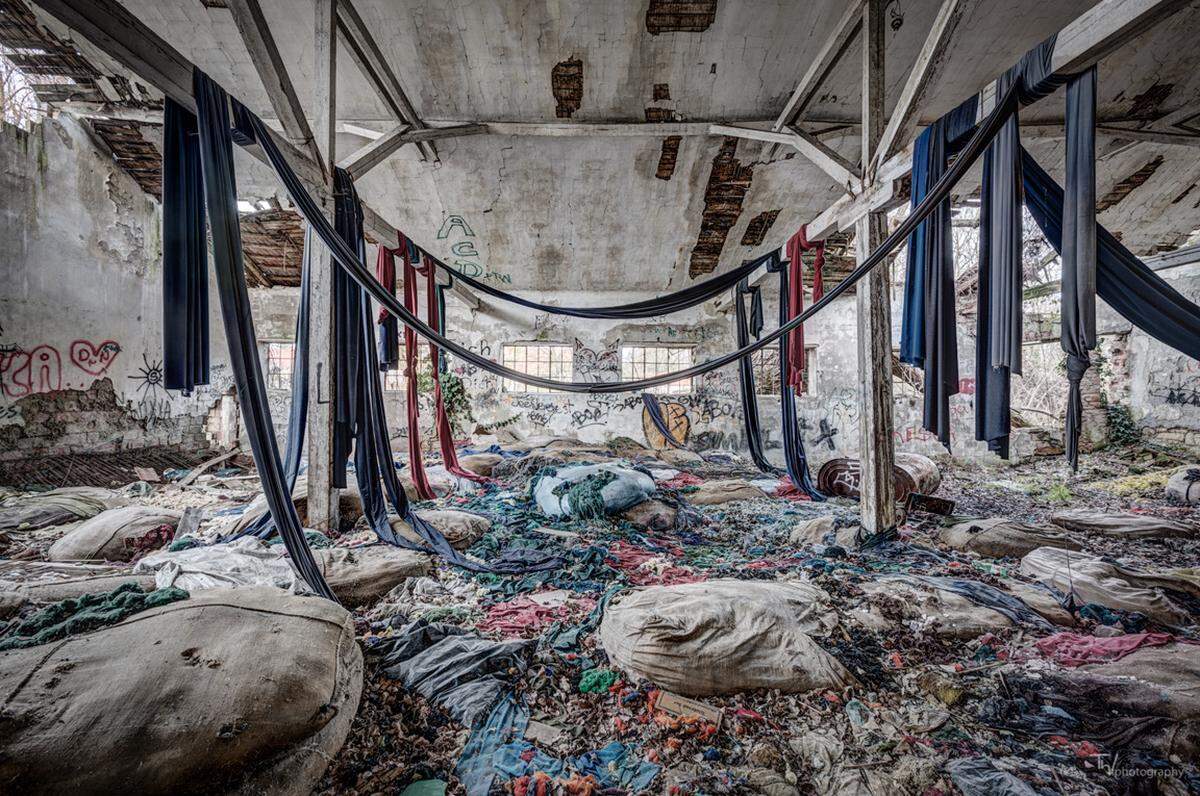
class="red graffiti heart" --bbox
[70,339,122,376]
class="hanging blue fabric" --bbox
[733,276,783,475]
[769,255,823,500]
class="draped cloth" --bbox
[1021,149,1200,375]
[400,235,436,500]
[191,70,333,599]
[423,264,487,482]
[773,257,823,500]
[733,276,781,474]
[641,392,687,450]
[900,95,978,448]
[1060,68,1098,470]
[427,249,776,319]
[238,67,1021,393]
[376,243,400,371]
[784,227,824,392]
[162,97,209,393]
[239,227,313,539]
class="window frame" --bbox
[500,342,575,394]
[264,341,296,390]
[619,343,695,395]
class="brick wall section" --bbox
[0,379,209,462]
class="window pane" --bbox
[619,344,693,394]
[501,343,573,393]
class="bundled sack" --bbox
[391,509,490,550]
[0,560,156,603]
[229,479,363,537]
[1165,465,1200,505]
[313,545,430,608]
[1020,546,1195,627]
[0,487,125,532]
[47,506,181,562]
[938,517,1081,559]
[533,464,655,519]
[1050,509,1197,540]
[0,587,362,795]
[599,579,855,696]
[685,479,767,505]
[135,536,303,593]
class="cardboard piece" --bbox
[655,690,723,729]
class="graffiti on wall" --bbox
[437,213,513,284]
[0,339,123,399]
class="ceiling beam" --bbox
[335,0,436,162]
[338,123,489,179]
[806,0,1190,241]
[226,0,326,177]
[709,123,861,189]
[870,0,966,174]
[773,0,865,132]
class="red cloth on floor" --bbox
[784,226,825,393]
[477,594,595,637]
[399,234,435,500]
[775,478,813,501]
[1034,631,1175,667]
[660,472,703,489]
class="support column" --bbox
[855,0,897,536]
[306,0,338,532]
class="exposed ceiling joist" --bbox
[773,0,865,132]
[807,0,1192,241]
[338,123,489,178]
[870,0,967,173]
[226,0,326,176]
[335,0,436,162]
[708,123,861,189]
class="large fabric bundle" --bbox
[392,509,489,550]
[0,587,362,794]
[532,464,656,518]
[1049,510,1197,540]
[0,487,125,533]
[858,576,1042,639]
[599,579,855,696]
[47,506,181,562]
[229,480,364,538]
[1020,546,1195,626]
[0,561,156,603]
[686,478,768,505]
[135,536,304,593]
[939,517,1081,559]
[313,545,430,608]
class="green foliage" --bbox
[1105,402,1141,447]
[413,365,475,434]
[1045,483,1072,504]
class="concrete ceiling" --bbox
[41,0,1200,290]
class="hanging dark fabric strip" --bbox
[400,237,436,500]
[191,69,333,600]
[1060,67,1098,470]
[1022,148,1200,372]
[241,80,1019,393]
[162,97,209,393]
[975,151,1012,458]
[773,257,823,500]
[733,277,781,475]
[641,393,687,450]
[900,125,932,367]
[238,226,313,539]
[376,243,400,371]
[424,249,774,319]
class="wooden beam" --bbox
[1051,0,1192,73]
[806,0,1190,241]
[870,0,966,172]
[855,0,897,538]
[338,122,411,178]
[773,0,865,131]
[226,0,325,175]
[335,0,436,162]
[306,0,338,534]
[709,123,861,189]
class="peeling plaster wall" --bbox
[0,117,232,462]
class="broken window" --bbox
[382,345,433,391]
[501,343,573,394]
[621,344,693,394]
[265,342,295,390]
[752,346,815,395]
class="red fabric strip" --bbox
[786,225,826,393]
[423,262,486,482]
[399,233,435,500]
[375,245,395,323]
